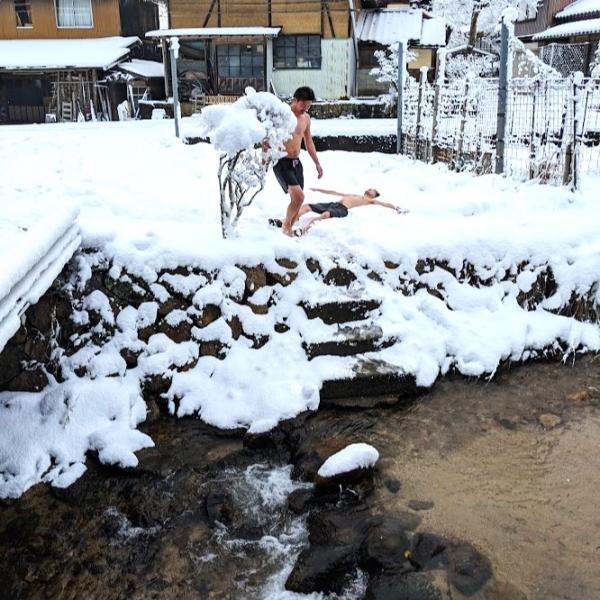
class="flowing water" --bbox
[192,463,366,600]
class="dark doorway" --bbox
[0,75,46,124]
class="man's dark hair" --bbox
[293,86,316,102]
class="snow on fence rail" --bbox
[398,73,600,187]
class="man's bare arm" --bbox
[303,118,323,179]
[310,187,346,197]
[373,199,409,214]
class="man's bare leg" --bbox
[283,186,304,235]
[302,211,331,234]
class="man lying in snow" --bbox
[269,188,407,234]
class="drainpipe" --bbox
[347,0,359,97]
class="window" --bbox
[274,35,321,69]
[216,44,264,78]
[14,0,33,27]
[55,0,93,28]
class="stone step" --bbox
[319,358,421,401]
[303,325,394,360]
[300,298,381,325]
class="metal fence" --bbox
[398,73,600,188]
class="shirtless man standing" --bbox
[273,86,323,236]
[298,187,408,233]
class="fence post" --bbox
[431,49,446,163]
[528,80,539,179]
[456,77,471,169]
[396,40,406,155]
[495,21,510,174]
[169,37,181,139]
[415,66,428,160]
[571,72,583,191]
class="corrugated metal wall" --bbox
[272,38,351,99]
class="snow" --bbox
[0,118,599,496]
[118,59,164,79]
[356,8,447,46]
[0,37,139,71]
[0,200,80,352]
[533,17,600,40]
[556,0,600,20]
[146,27,281,39]
[0,377,153,499]
[317,443,380,478]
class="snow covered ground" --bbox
[1,118,599,498]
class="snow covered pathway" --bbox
[1,119,599,498]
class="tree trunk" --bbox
[468,8,481,48]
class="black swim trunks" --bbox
[274,157,304,192]
[308,202,349,219]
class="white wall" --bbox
[272,38,352,100]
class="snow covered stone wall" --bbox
[1,237,598,498]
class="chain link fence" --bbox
[539,43,595,77]
[398,73,600,188]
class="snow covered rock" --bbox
[315,443,380,492]
[317,443,380,479]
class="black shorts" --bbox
[309,202,349,219]
[274,157,304,192]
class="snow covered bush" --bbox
[431,0,538,47]
[198,88,296,238]
[446,52,496,78]
[370,43,417,104]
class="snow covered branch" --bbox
[198,88,296,238]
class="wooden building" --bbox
[0,0,162,123]
[516,0,600,75]
[150,0,447,103]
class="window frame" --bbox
[14,0,33,28]
[273,34,322,70]
[216,43,265,79]
[54,0,94,29]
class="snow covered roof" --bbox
[556,0,600,20]
[0,37,139,71]
[146,27,281,39]
[118,59,164,79]
[533,16,600,40]
[356,9,446,47]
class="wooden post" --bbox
[495,21,510,175]
[396,40,406,155]
[169,37,181,138]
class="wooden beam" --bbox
[217,0,222,27]
[268,0,272,27]
[324,0,336,38]
[203,0,218,27]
